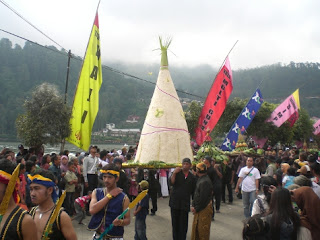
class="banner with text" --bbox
[195,57,233,146]
[66,13,103,150]
[221,89,263,151]
[266,89,300,128]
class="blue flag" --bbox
[221,89,263,151]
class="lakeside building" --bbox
[98,123,141,138]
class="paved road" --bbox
[74,195,244,240]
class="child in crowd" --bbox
[73,191,92,225]
[134,180,149,240]
[64,161,78,216]
[129,169,138,201]
[282,167,296,188]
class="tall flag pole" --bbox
[221,89,263,151]
[266,89,300,128]
[66,8,102,150]
[195,57,233,146]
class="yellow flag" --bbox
[66,13,102,150]
[292,89,300,109]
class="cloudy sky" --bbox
[0,0,319,70]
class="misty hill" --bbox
[0,38,319,137]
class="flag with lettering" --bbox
[195,57,233,146]
[266,89,300,128]
[221,89,263,151]
[313,119,320,135]
[66,13,102,150]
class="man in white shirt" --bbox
[99,150,109,168]
[83,146,99,195]
[235,157,261,219]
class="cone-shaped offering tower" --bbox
[135,38,193,164]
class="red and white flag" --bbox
[195,57,233,146]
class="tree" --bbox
[185,101,202,138]
[185,98,313,147]
[292,108,314,142]
[16,83,71,152]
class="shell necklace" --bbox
[38,205,55,219]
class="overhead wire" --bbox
[0,28,204,100]
[0,0,64,49]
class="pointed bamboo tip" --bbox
[159,36,172,68]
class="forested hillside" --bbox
[0,38,319,137]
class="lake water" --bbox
[0,141,129,155]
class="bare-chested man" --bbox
[28,169,77,240]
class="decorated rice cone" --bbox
[135,38,193,164]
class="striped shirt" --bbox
[75,195,91,208]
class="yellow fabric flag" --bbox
[66,13,102,150]
[292,89,300,109]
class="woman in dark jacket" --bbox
[265,188,300,240]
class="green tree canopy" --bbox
[16,83,71,151]
[185,98,314,147]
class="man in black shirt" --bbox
[221,157,235,204]
[191,163,213,240]
[113,158,129,194]
[203,156,222,220]
[169,158,196,240]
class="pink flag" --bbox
[252,136,268,148]
[313,119,320,135]
[266,89,300,127]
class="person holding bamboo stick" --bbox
[88,163,130,240]
[0,158,37,240]
[28,169,77,240]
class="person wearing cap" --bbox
[29,169,76,240]
[17,144,25,157]
[235,157,261,219]
[191,162,213,240]
[0,158,37,240]
[202,156,221,220]
[134,180,149,240]
[89,163,130,240]
[169,158,196,240]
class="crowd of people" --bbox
[237,149,320,240]
[0,144,320,239]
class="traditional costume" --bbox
[88,169,126,240]
[29,206,65,240]
[0,206,28,240]
[27,174,65,240]
[0,169,27,240]
[191,163,213,240]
